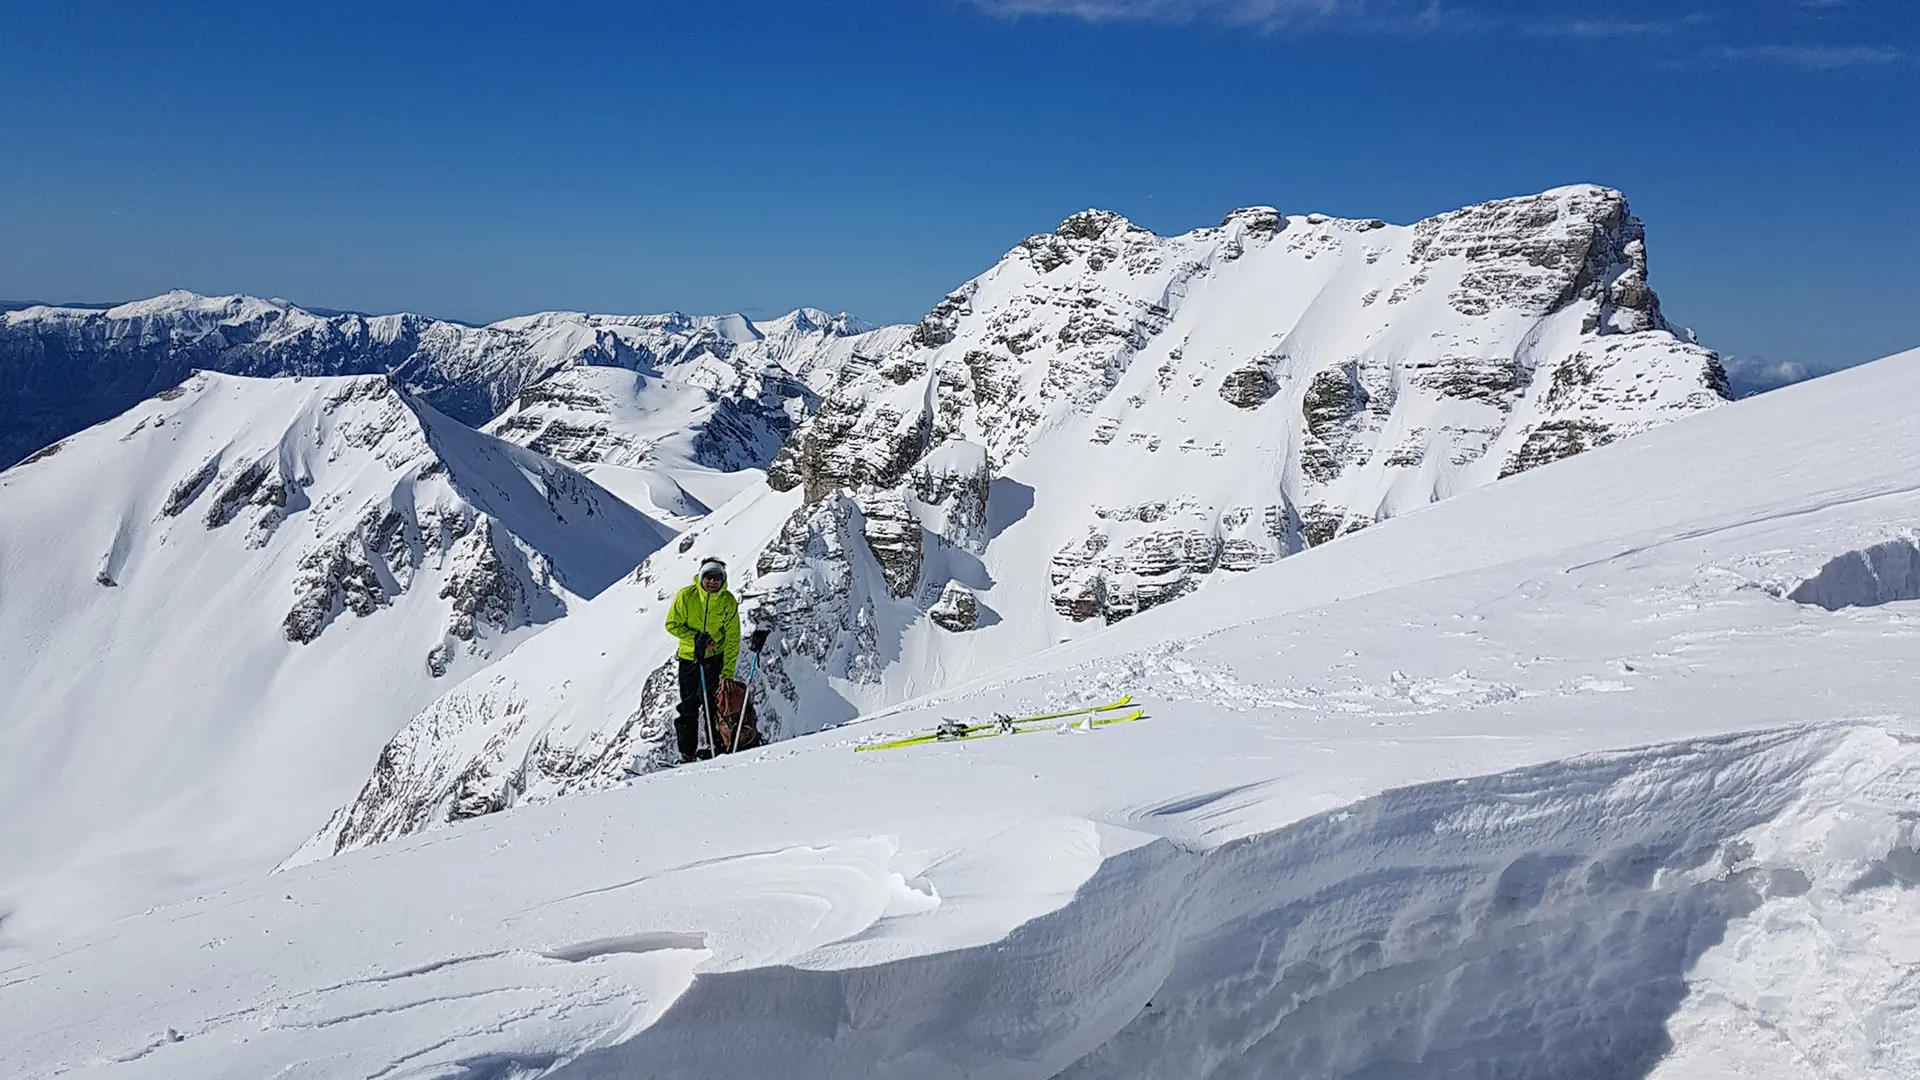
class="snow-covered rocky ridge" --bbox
[771,184,1726,597]
[9,345,1920,1079]
[479,319,916,527]
[0,291,879,472]
[308,185,1734,856]
[0,372,669,944]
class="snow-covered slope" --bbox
[310,185,1733,855]
[0,291,880,471]
[9,334,1920,1079]
[0,372,669,945]
[479,366,759,526]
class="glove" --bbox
[693,631,714,659]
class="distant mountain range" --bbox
[0,292,875,471]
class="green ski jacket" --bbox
[664,577,741,678]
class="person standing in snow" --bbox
[664,557,740,762]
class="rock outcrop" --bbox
[930,582,979,632]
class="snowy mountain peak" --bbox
[1054,207,1141,240]
[472,311,906,520]
[773,184,1724,523]
[753,306,866,341]
[710,312,761,344]
[1406,184,1663,330]
[11,369,669,666]
[1219,205,1288,234]
[0,371,670,942]
[100,287,297,321]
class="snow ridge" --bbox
[9,724,1917,1078]
[547,726,1917,1079]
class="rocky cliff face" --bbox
[305,185,1732,858]
[0,292,878,473]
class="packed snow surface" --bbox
[0,373,669,945]
[5,345,1919,1076]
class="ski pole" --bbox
[698,659,716,760]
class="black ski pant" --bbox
[675,655,724,762]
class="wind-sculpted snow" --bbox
[7,726,1918,1078]
[0,372,670,944]
[0,291,882,472]
[1787,538,1920,611]
[553,728,1917,1080]
[312,187,1736,853]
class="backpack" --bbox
[710,679,763,753]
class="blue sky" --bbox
[2,1,1914,371]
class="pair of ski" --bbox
[855,696,1142,753]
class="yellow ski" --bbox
[856,701,1142,752]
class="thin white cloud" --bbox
[1526,13,1712,39]
[964,0,1907,65]
[964,0,1444,30]
[1719,354,1861,398]
[1718,44,1905,70]
[968,0,1334,22]
[1527,20,1680,38]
